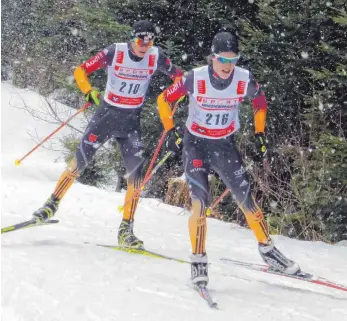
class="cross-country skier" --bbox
[31,20,182,249]
[157,32,300,286]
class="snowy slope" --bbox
[2,82,347,321]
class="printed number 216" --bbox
[206,113,229,125]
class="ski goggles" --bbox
[133,36,154,48]
[214,53,240,64]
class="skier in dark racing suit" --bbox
[31,20,183,249]
[157,32,300,286]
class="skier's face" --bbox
[212,52,239,79]
[131,36,153,58]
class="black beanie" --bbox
[131,20,155,38]
[211,32,239,54]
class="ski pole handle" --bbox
[15,102,91,166]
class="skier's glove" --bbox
[85,89,101,106]
[166,127,183,154]
[254,132,267,161]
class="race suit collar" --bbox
[208,64,235,91]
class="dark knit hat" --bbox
[131,20,155,39]
[211,32,239,54]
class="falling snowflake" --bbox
[248,0,255,3]
[270,201,278,209]
[182,53,188,61]
[71,28,79,36]
[301,51,309,59]
[66,75,74,84]
[318,101,324,111]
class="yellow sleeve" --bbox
[74,66,93,95]
[157,92,175,131]
[254,109,267,133]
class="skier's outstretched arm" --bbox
[157,71,194,131]
[74,45,116,95]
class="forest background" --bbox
[2,0,346,242]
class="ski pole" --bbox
[207,188,230,216]
[207,161,255,215]
[117,150,175,213]
[140,150,174,187]
[15,102,91,166]
[117,101,180,210]
[142,101,180,181]
[142,130,168,179]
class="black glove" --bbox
[166,128,183,154]
[255,133,267,161]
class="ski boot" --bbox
[190,253,209,286]
[118,219,144,249]
[258,241,300,275]
[32,195,60,223]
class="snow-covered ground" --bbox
[2,82,347,321]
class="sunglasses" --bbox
[134,37,154,48]
[214,53,240,64]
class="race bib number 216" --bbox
[205,113,229,126]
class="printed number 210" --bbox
[119,82,140,94]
